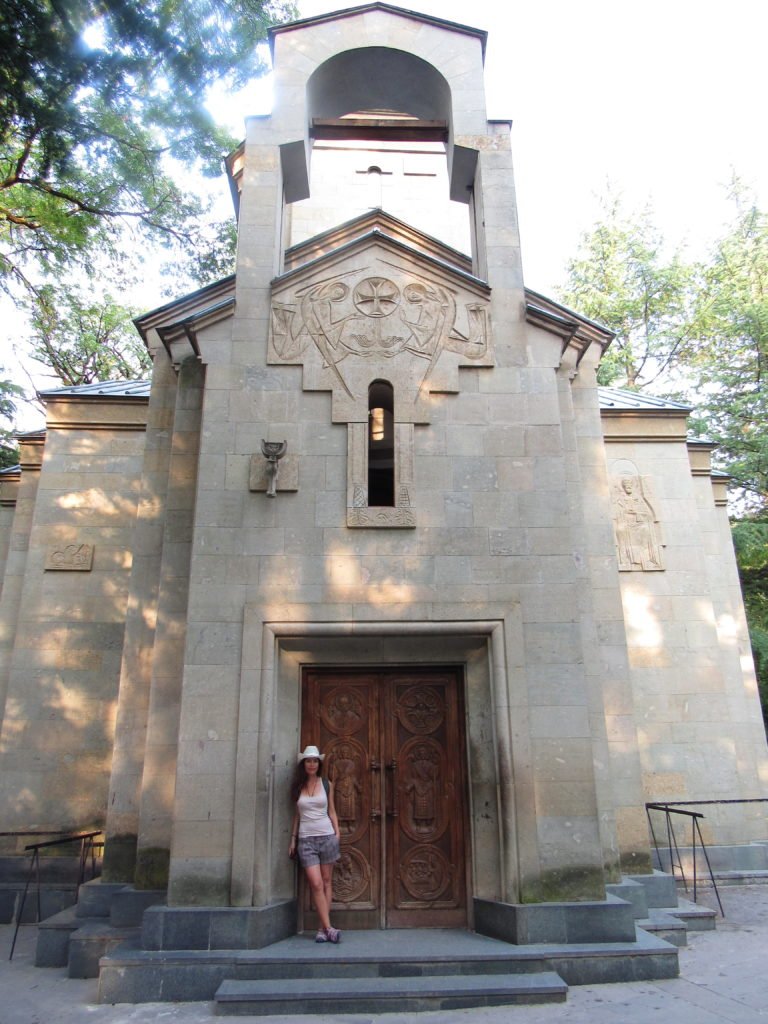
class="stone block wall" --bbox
[0,398,147,836]
[604,418,768,845]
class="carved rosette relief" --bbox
[400,845,451,902]
[333,846,370,903]
[610,474,664,571]
[270,240,492,529]
[396,685,444,734]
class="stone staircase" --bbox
[653,841,768,885]
[35,879,165,978]
[30,871,717,1013]
[0,854,83,925]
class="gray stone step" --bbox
[668,898,717,931]
[214,972,568,1015]
[706,870,768,885]
[637,910,687,948]
[109,886,166,927]
[35,906,80,966]
[605,879,649,920]
[1,883,78,924]
[68,919,141,978]
[97,928,679,1003]
[76,878,126,919]
[626,870,678,909]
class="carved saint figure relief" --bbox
[321,687,365,735]
[611,474,664,571]
[330,744,363,835]
[405,743,440,835]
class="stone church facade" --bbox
[0,3,766,936]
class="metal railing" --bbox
[646,803,724,915]
[646,798,768,919]
[8,830,103,960]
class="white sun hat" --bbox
[297,744,325,762]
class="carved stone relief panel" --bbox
[270,238,492,528]
[45,543,94,571]
[610,471,664,571]
[269,244,492,419]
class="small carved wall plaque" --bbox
[45,543,94,571]
[249,454,299,493]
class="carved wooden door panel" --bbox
[384,671,467,927]
[301,667,468,929]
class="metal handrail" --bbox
[645,803,724,916]
[8,830,103,960]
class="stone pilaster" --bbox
[135,357,203,890]
[103,352,178,881]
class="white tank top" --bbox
[297,784,334,838]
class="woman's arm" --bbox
[288,809,299,856]
[327,781,340,838]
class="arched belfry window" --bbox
[368,380,394,506]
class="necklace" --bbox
[307,780,318,797]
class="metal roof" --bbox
[598,387,691,412]
[37,380,151,399]
[34,381,693,415]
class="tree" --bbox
[1,0,294,293]
[732,518,768,726]
[558,194,695,388]
[24,285,151,386]
[560,186,768,721]
[0,374,23,468]
[686,189,768,509]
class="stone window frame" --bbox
[347,395,416,527]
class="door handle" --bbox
[385,759,398,818]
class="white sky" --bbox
[4,0,767,431]
[276,0,767,294]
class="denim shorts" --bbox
[297,833,340,868]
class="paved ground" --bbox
[1,884,766,1024]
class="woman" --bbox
[289,745,342,943]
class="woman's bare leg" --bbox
[320,862,334,918]
[304,864,331,931]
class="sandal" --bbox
[324,926,341,944]
[315,929,328,943]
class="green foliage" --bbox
[0,0,294,291]
[165,217,237,292]
[558,194,695,388]
[24,285,151,386]
[686,189,768,509]
[561,185,768,720]
[732,518,768,724]
[0,373,23,466]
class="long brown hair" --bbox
[290,757,324,803]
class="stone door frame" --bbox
[231,606,539,915]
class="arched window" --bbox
[368,380,394,506]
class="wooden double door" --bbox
[301,667,469,929]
